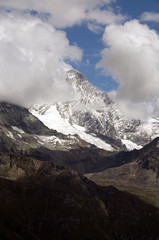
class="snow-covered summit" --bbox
[66,69,112,107]
[30,69,159,151]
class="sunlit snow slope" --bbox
[31,105,114,151]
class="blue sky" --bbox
[117,0,159,18]
[65,0,159,92]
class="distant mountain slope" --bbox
[87,137,159,191]
[31,69,159,151]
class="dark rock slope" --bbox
[0,101,55,135]
[0,150,159,240]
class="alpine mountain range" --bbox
[0,69,159,239]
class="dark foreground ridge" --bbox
[0,150,159,240]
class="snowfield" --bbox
[31,105,114,152]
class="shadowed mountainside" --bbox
[0,150,159,240]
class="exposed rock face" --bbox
[136,137,159,176]
[0,101,54,135]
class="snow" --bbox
[72,123,85,132]
[142,117,159,138]
[78,131,114,151]
[35,134,82,150]
[6,131,15,140]
[142,118,154,135]
[31,106,77,135]
[12,126,25,134]
[121,139,142,151]
[31,105,114,151]
[37,135,62,144]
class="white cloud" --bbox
[109,90,158,119]
[87,23,104,34]
[0,0,126,107]
[0,12,82,107]
[87,9,126,26]
[140,12,159,22]
[97,20,159,118]
[97,20,159,102]
[0,0,125,28]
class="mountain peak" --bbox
[67,69,112,104]
[67,69,89,85]
[30,69,157,151]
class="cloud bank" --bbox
[0,13,82,106]
[0,0,125,28]
[97,20,159,102]
[0,0,127,107]
[97,20,159,118]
